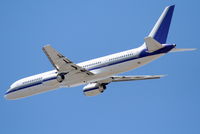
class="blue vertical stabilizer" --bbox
[148,5,175,44]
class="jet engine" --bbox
[57,73,65,83]
[83,83,106,96]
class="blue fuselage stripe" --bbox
[83,87,99,92]
[5,77,57,95]
[6,45,174,95]
[88,45,174,71]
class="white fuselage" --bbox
[5,44,169,100]
[4,5,178,100]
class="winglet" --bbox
[149,5,175,44]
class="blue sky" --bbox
[0,0,200,134]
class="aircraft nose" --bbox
[4,88,15,100]
[4,92,10,100]
[4,91,11,100]
[4,93,16,100]
[4,87,24,100]
[4,94,9,100]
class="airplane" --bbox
[5,5,195,100]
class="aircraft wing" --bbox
[96,75,165,84]
[42,45,93,75]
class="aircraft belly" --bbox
[116,54,164,73]
[97,54,163,76]
[80,54,164,84]
[5,54,164,100]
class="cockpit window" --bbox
[10,81,20,89]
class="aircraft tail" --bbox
[143,5,196,53]
[148,5,175,44]
[144,37,163,52]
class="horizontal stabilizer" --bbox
[95,75,165,84]
[144,37,163,52]
[111,75,165,82]
[170,48,197,52]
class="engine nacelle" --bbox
[57,73,65,83]
[83,83,106,96]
